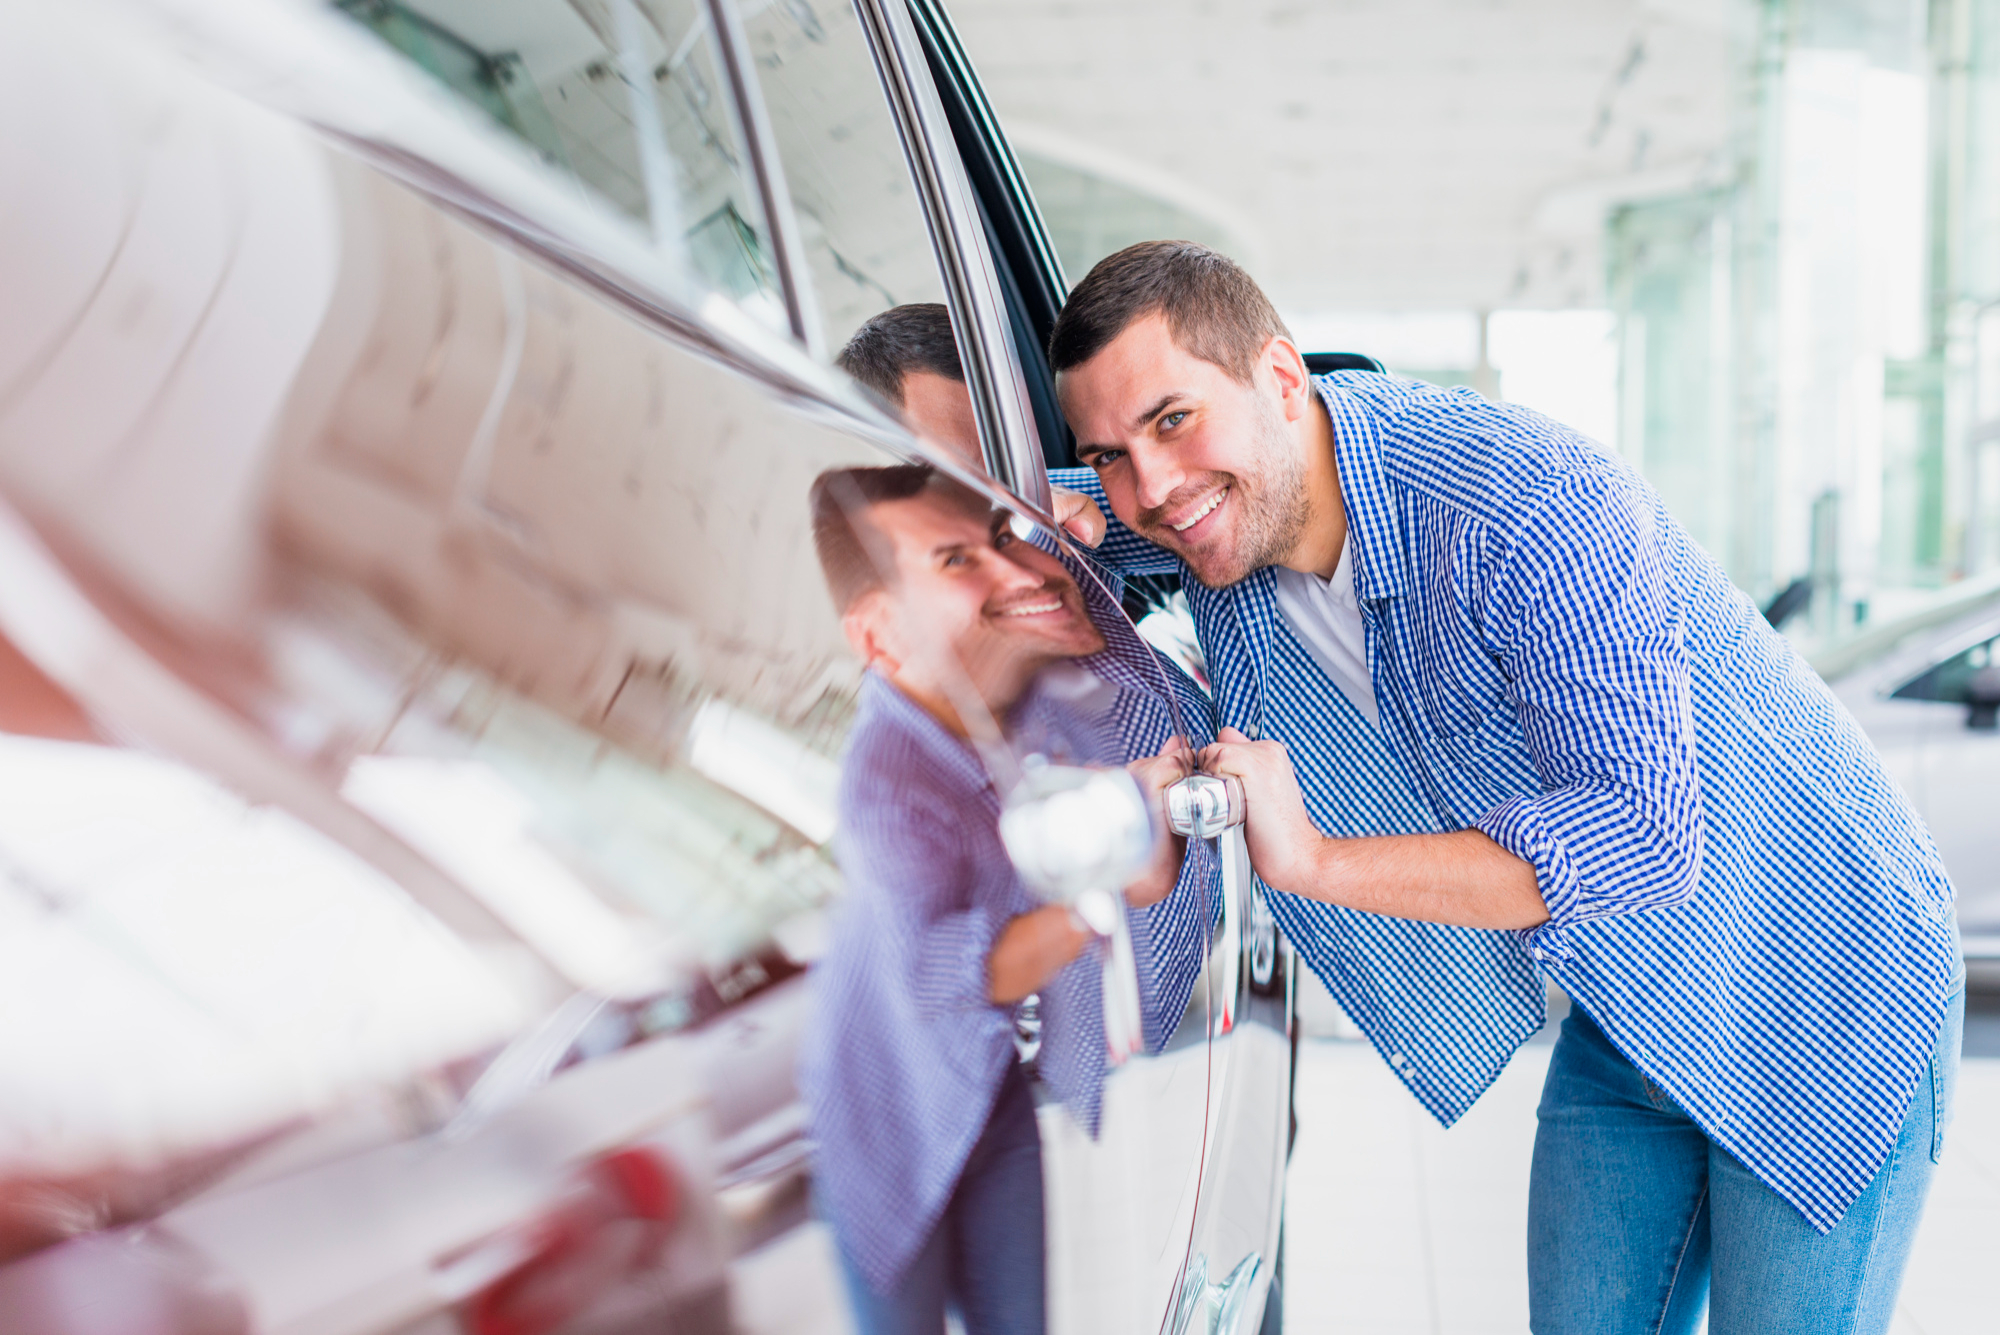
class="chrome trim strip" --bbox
[905,0,1069,299]
[703,0,827,359]
[850,0,1051,510]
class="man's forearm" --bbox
[1289,828,1549,932]
[988,905,1095,1004]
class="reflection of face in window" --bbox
[812,468,1106,736]
[835,305,983,471]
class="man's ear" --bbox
[842,589,902,675]
[1262,334,1314,423]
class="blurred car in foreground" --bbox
[0,1,1293,1332]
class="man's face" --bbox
[899,370,983,472]
[1059,313,1311,589]
[857,487,1106,711]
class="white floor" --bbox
[1282,1037,2000,1333]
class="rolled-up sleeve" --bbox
[1473,470,1704,937]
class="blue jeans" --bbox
[833,1061,1046,1335]
[1528,972,1965,1335]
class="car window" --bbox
[1890,626,2000,702]
[333,0,792,333]
[732,0,950,353]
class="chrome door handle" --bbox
[999,764,1155,1065]
[1166,774,1250,1035]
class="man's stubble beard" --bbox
[1181,393,1313,590]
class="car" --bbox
[0,1,1295,1333]
[1820,576,2000,971]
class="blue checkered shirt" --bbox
[801,594,1216,1293]
[1054,371,1960,1233]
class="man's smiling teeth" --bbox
[1000,599,1063,617]
[1170,487,1228,532]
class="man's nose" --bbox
[991,548,1048,590]
[1131,445,1184,513]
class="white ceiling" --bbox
[947,0,1743,314]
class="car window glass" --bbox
[731,0,949,352]
[1891,626,2000,702]
[333,0,791,333]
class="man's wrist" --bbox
[1280,832,1339,903]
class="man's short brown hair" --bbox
[808,464,987,613]
[1047,241,1291,384]
[835,304,964,408]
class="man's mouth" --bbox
[997,597,1066,618]
[1168,486,1229,534]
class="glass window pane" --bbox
[333,0,792,333]
[734,0,948,352]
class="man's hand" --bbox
[1052,486,1106,547]
[1123,735,1195,907]
[1197,727,1324,897]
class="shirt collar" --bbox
[1313,375,1407,602]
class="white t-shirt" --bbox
[1270,538,1380,730]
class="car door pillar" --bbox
[848,0,1051,508]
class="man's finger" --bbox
[1051,487,1107,547]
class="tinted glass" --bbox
[335,0,792,331]
[1891,628,2000,702]
[734,0,950,352]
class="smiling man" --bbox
[1046,241,1964,1335]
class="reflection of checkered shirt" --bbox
[801,607,1216,1294]
[1056,371,1960,1235]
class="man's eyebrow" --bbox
[1074,393,1191,462]
[1129,392,1188,434]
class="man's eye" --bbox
[941,553,967,568]
[1160,411,1188,431]
[1089,450,1124,469]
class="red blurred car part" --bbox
[460,1148,680,1335]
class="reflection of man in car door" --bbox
[837,303,986,470]
[799,462,1203,1335]
[1045,242,1965,1335]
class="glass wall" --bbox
[1606,0,2000,651]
